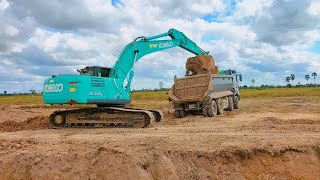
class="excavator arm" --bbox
[109,28,208,91]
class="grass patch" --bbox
[1,87,319,105]
[131,91,168,101]
[241,88,320,98]
[0,95,43,105]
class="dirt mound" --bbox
[0,116,49,132]
[1,143,320,179]
[185,55,219,76]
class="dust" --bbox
[0,116,49,132]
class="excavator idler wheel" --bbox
[148,110,164,122]
[49,114,66,128]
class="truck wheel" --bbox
[174,110,181,118]
[174,110,187,118]
[202,108,208,117]
[179,110,187,118]
[233,96,239,109]
[217,98,224,115]
[226,96,234,111]
[207,100,217,117]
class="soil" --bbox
[0,97,320,179]
[185,55,218,76]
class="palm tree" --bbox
[290,74,295,85]
[305,75,310,84]
[311,72,317,84]
[29,89,36,97]
[158,81,164,90]
[286,77,290,85]
[251,79,255,87]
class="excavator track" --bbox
[126,108,163,122]
[49,107,158,128]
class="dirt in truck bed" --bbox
[185,55,219,76]
[0,97,320,179]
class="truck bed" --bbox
[168,74,235,104]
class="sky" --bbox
[0,0,319,93]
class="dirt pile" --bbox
[185,55,219,76]
[0,142,319,179]
[0,116,49,132]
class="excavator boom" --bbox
[110,28,208,91]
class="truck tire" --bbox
[226,96,234,111]
[174,110,181,118]
[174,110,187,118]
[207,100,217,117]
[179,110,187,118]
[233,96,239,109]
[202,108,208,117]
[217,98,224,115]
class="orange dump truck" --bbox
[168,71,241,118]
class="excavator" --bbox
[43,28,208,128]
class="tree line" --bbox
[250,72,318,88]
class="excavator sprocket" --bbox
[49,107,160,128]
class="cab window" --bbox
[99,68,111,77]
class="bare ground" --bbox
[0,97,320,179]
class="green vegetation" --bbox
[131,91,168,101]
[240,87,320,98]
[0,95,43,105]
[0,87,320,105]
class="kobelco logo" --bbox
[159,42,173,48]
[44,83,64,93]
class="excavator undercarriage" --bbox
[49,107,163,128]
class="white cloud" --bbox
[5,25,19,37]
[0,0,9,10]
[233,0,272,18]
[308,0,320,15]
[0,0,319,92]
[65,38,89,51]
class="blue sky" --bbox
[0,0,319,93]
[309,41,320,54]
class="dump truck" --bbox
[168,69,241,118]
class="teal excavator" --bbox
[43,29,208,128]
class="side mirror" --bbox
[239,74,242,82]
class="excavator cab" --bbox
[77,66,111,77]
